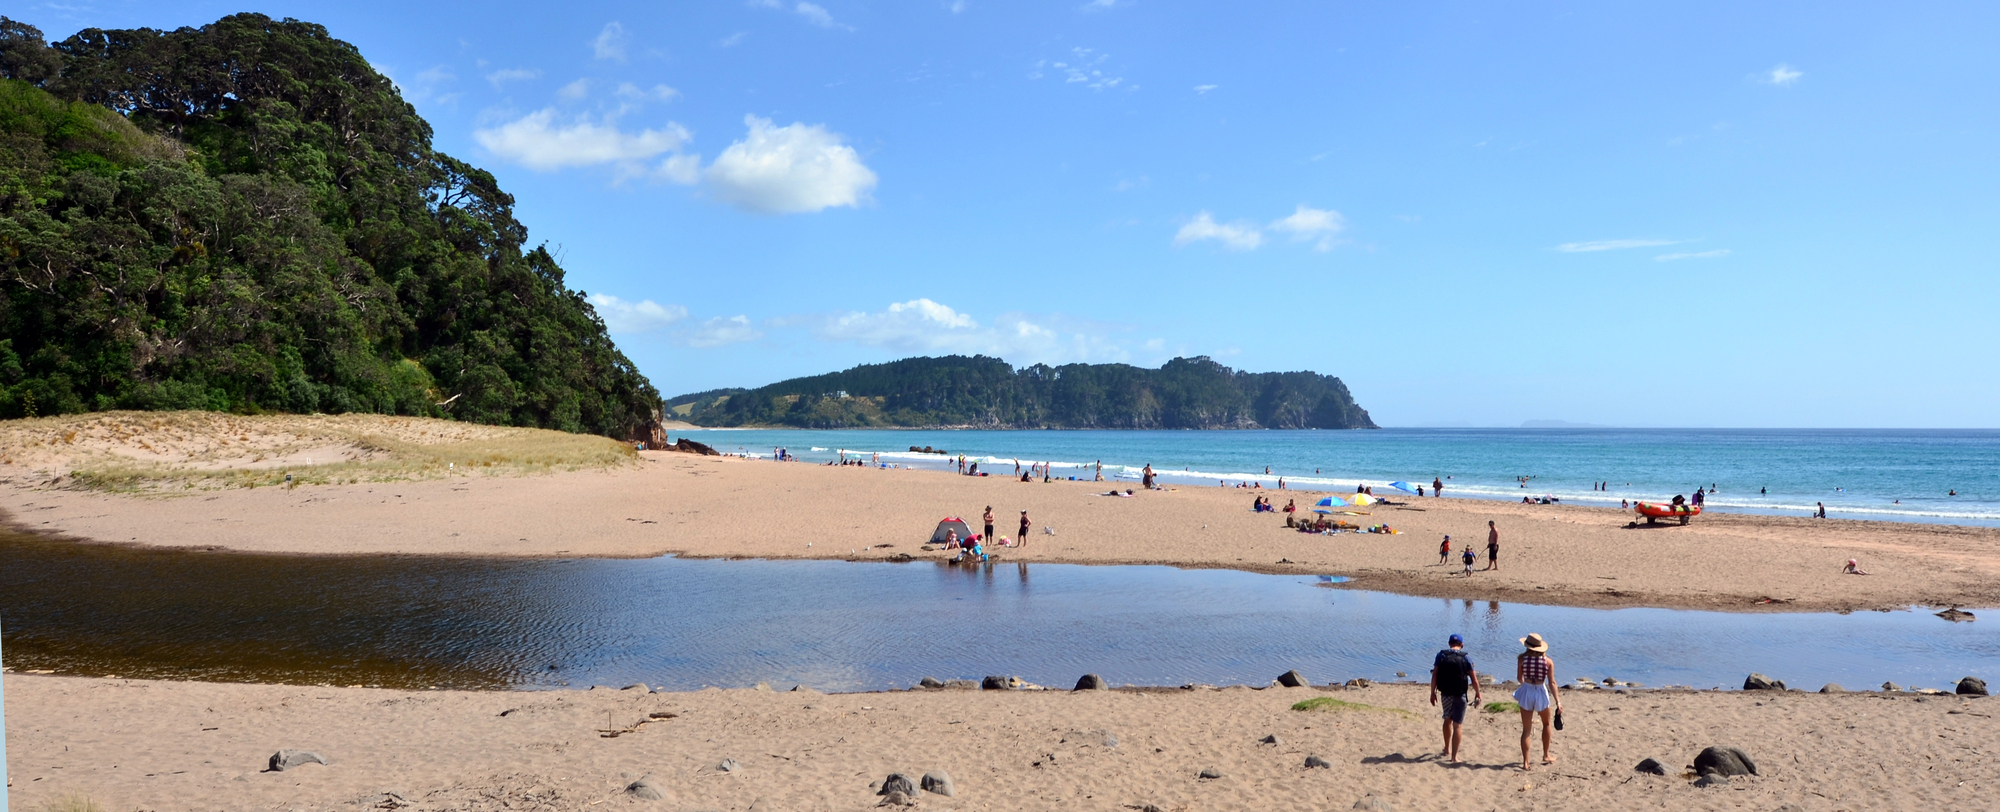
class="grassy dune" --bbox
[0,411,637,492]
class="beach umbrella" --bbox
[1314,495,1348,508]
[1349,493,1376,506]
[1388,481,1419,494]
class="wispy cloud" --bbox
[473,109,691,173]
[616,83,681,103]
[558,78,591,101]
[752,0,855,30]
[1655,249,1731,262]
[1765,64,1803,86]
[686,315,763,347]
[485,68,541,89]
[1112,175,1149,193]
[1173,212,1264,251]
[718,31,749,48]
[1268,204,1346,251]
[1554,238,1679,253]
[944,0,969,12]
[1193,84,1218,94]
[593,22,628,62]
[815,299,1135,364]
[705,115,877,213]
[1036,47,1130,91]
[588,295,687,333]
[1081,0,1123,10]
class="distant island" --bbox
[669,355,1377,430]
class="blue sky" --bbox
[25,1,2000,427]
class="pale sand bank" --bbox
[5,452,1997,613]
[4,673,1992,811]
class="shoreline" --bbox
[5,672,1992,812]
[5,451,1999,614]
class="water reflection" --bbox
[2,530,1995,693]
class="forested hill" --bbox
[671,356,1377,429]
[0,15,661,438]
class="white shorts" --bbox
[1513,683,1551,713]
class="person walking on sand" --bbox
[1513,633,1562,771]
[1438,535,1452,566]
[1430,633,1483,763]
[1018,510,1032,549]
[1433,477,1444,497]
[983,506,995,547]
[1485,521,1500,572]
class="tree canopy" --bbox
[673,355,1376,429]
[0,14,660,437]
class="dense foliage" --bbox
[0,15,661,437]
[674,355,1376,429]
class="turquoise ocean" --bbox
[674,428,2000,527]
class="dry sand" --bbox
[4,449,1996,613]
[6,673,1993,812]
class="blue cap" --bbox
[1448,634,1464,646]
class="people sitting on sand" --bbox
[1620,499,1629,509]
[942,529,963,550]
[1283,499,1297,514]
[1843,558,1870,575]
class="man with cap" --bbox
[1429,633,1483,763]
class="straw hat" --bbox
[1520,633,1549,653]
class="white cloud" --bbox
[719,31,749,47]
[687,315,763,347]
[753,0,854,30]
[1655,249,1731,262]
[1174,212,1264,251]
[1766,64,1803,86]
[1193,84,1218,94]
[1112,175,1149,192]
[1037,47,1129,91]
[593,22,628,62]
[1554,238,1679,253]
[617,82,681,103]
[558,78,591,101]
[705,115,877,214]
[945,0,969,12]
[588,295,688,333]
[816,299,1132,364]
[473,109,691,172]
[485,68,540,89]
[1081,0,1122,10]
[1268,204,1346,251]
[651,154,703,185]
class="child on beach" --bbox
[1461,545,1477,576]
[1439,535,1452,565]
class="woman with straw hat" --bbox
[1513,633,1562,770]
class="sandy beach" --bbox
[6,672,1993,812]
[3,435,1996,613]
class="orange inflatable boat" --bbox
[1634,501,1700,525]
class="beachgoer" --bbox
[1018,510,1032,549]
[1439,535,1452,565]
[1620,499,1629,509]
[983,506,995,546]
[1461,544,1476,576]
[1513,633,1562,770]
[1278,477,1286,490]
[1434,477,1443,497]
[1816,502,1826,519]
[1843,559,1870,575]
[1949,490,1957,496]
[1430,633,1483,763]
[1418,485,1426,497]
[943,528,962,550]
[1095,461,1103,482]
[1485,521,1500,572]
[1142,464,1156,490]
[1284,499,1297,514]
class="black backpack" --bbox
[1434,649,1470,692]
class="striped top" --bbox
[1518,654,1552,685]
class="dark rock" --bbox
[921,770,956,797]
[1692,773,1729,788]
[1634,757,1668,775]
[1304,755,1332,769]
[879,773,917,796]
[671,438,721,456]
[1075,673,1109,691]
[1882,681,1903,692]
[1936,608,1976,622]
[1694,745,1758,777]
[1277,669,1310,688]
[943,679,979,690]
[1353,795,1395,811]
[267,750,327,771]
[1743,673,1785,691]
[919,676,945,689]
[626,778,666,801]
[1819,683,1844,693]
[1259,734,1282,746]
[981,675,1012,690]
[1957,676,1989,696]
[1198,767,1224,780]
[717,758,741,772]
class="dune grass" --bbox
[36,793,106,812]
[1483,701,1522,713]
[1,411,638,492]
[1289,696,1419,718]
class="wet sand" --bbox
[4,452,1997,613]
[5,672,1993,812]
